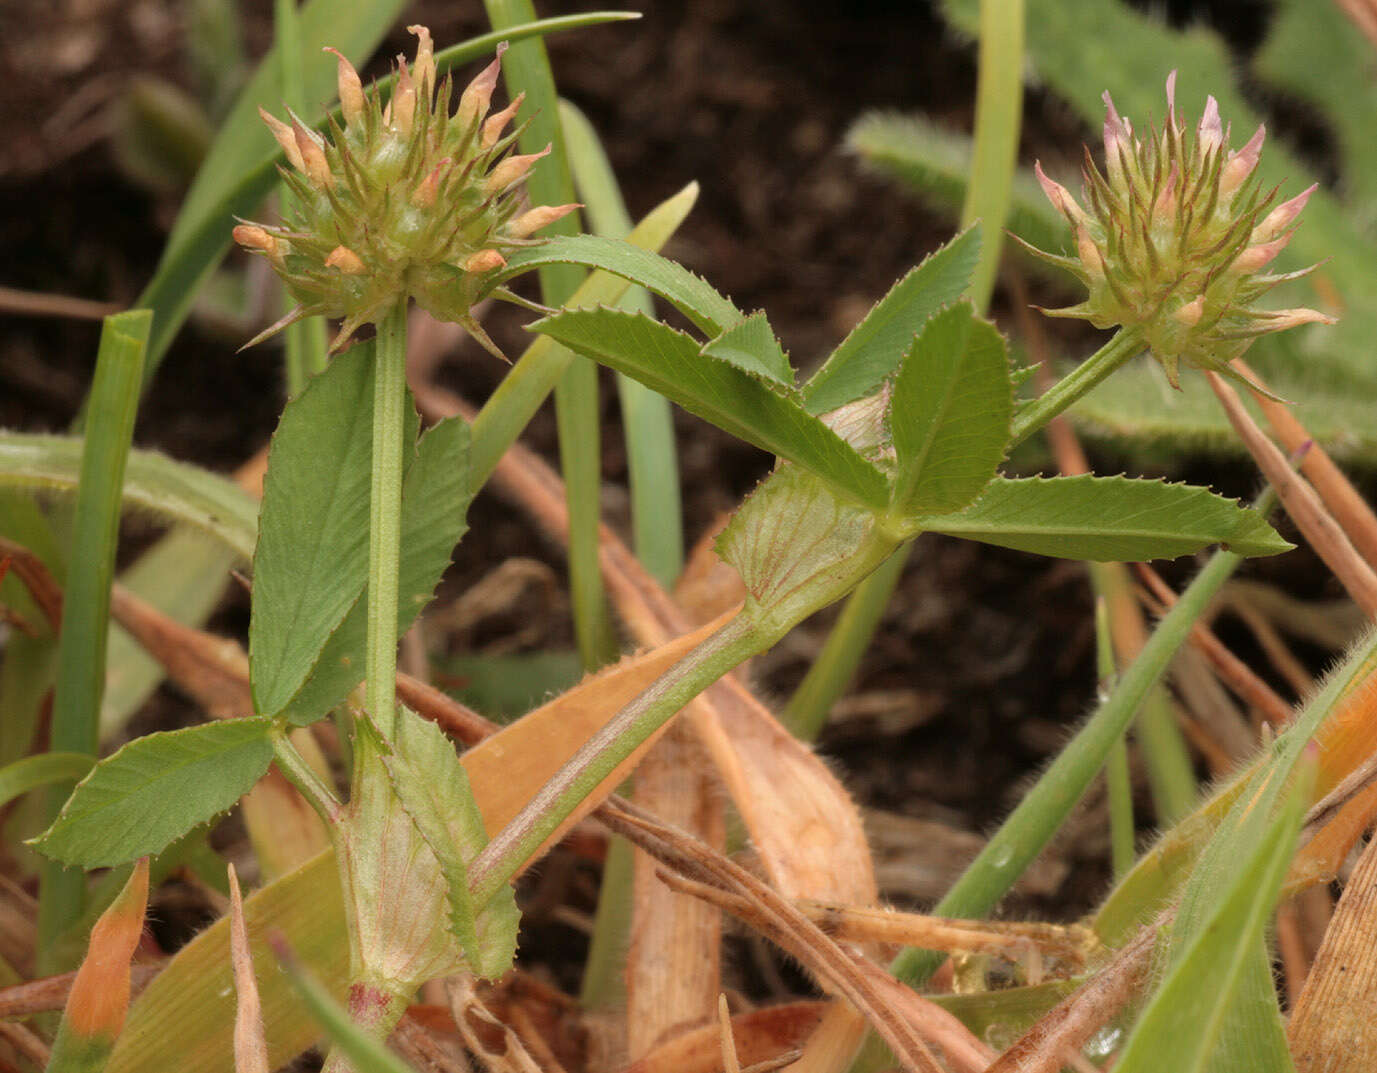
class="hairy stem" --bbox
[365,303,408,741]
[1010,327,1145,448]
[468,612,767,906]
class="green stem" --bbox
[268,730,341,824]
[782,546,908,740]
[890,531,1249,987]
[365,304,408,740]
[38,310,150,974]
[1096,597,1135,880]
[467,612,767,906]
[1009,327,1145,448]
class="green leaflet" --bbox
[0,432,258,561]
[532,307,890,510]
[33,718,275,868]
[248,344,416,719]
[912,474,1291,560]
[888,302,1012,514]
[280,416,471,726]
[700,310,794,385]
[380,707,519,979]
[498,233,746,337]
[802,227,980,415]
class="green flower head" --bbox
[234,26,577,357]
[1023,72,1334,391]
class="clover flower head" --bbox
[1022,72,1334,390]
[233,26,578,356]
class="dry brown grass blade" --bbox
[1207,371,1377,617]
[449,977,545,1073]
[617,1003,824,1073]
[0,1023,49,1069]
[1233,359,1377,570]
[980,920,1156,1073]
[719,994,743,1073]
[626,722,724,1060]
[227,865,269,1073]
[1289,831,1377,1070]
[795,901,1095,971]
[1133,563,1293,729]
[1335,0,1377,48]
[599,798,985,1073]
[415,381,881,1073]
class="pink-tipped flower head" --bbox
[1022,71,1331,388]
[234,30,570,355]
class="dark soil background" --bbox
[0,0,1349,982]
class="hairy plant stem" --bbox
[467,611,769,907]
[1009,327,1145,449]
[366,304,408,741]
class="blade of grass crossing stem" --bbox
[1096,597,1135,880]
[784,0,1024,736]
[47,859,150,1073]
[559,98,683,1009]
[38,310,150,975]
[486,0,617,672]
[271,937,416,1073]
[275,0,329,397]
[889,495,1269,988]
[561,98,684,587]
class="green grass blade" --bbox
[1096,596,1135,879]
[486,0,616,672]
[38,310,151,972]
[0,433,259,560]
[560,98,684,586]
[959,0,1023,309]
[0,753,94,811]
[1113,772,1308,1073]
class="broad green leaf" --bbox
[381,707,519,978]
[498,234,746,337]
[283,417,471,726]
[701,311,793,385]
[0,432,258,561]
[914,475,1291,560]
[0,753,94,811]
[1113,774,1306,1073]
[137,8,635,379]
[802,227,981,415]
[888,302,1011,513]
[33,718,275,867]
[532,307,890,509]
[248,344,419,719]
[846,113,1065,270]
